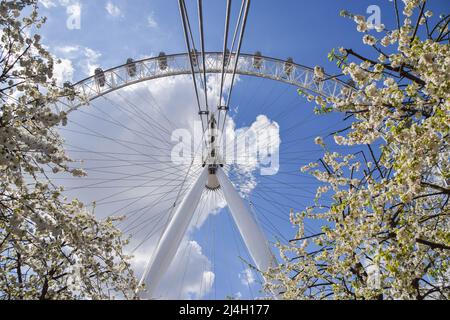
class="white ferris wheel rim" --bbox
[58,51,353,112]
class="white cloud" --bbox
[39,0,57,8]
[41,0,80,8]
[55,45,101,76]
[105,2,122,17]
[239,268,255,286]
[221,113,280,194]
[55,45,79,55]
[132,239,214,299]
[53,58,74,85]
[82,47,101,76]
[147,13,158,28]
[59,0,78,5]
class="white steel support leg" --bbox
[138,167,209,298]
[216,167,277,276]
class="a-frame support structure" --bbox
[138,165,277,298]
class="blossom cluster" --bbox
[0,1,139,300]
[268,0,449,300]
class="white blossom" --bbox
[267,1,450,300]
[0,1,139,300]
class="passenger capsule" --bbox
[63,81,75,101]
[314,66,325,83]
[253,51,263,69]
[94,68,106,87]
[284,57,294,77]
[126,58,137,77]
[158,52,168,70]
[223,49,230,66]
[190,49,199,67]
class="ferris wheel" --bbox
[53,0,354,299]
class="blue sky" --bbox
[40,0,450,80]
[38,0,449,300]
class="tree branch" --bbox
[416,238,450,250]
[421,182,450,195]
[345,48,426,86]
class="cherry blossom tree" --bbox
[0,0,139,299]
[268,0,449,300]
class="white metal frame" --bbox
[138,166,278,299]
[60,52,353,299]
[138,167,209,297]
[56,52,353,113]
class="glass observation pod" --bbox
[314,66,325,84]
[158,52,168,71]
[253,51,263,69]
[94,68,106,87]
[347,79,356,88]
[63,81,75,101]
[126,58,137,77]
[284,57,294,77]
[223,48,231,67]
[190,49,199,67]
